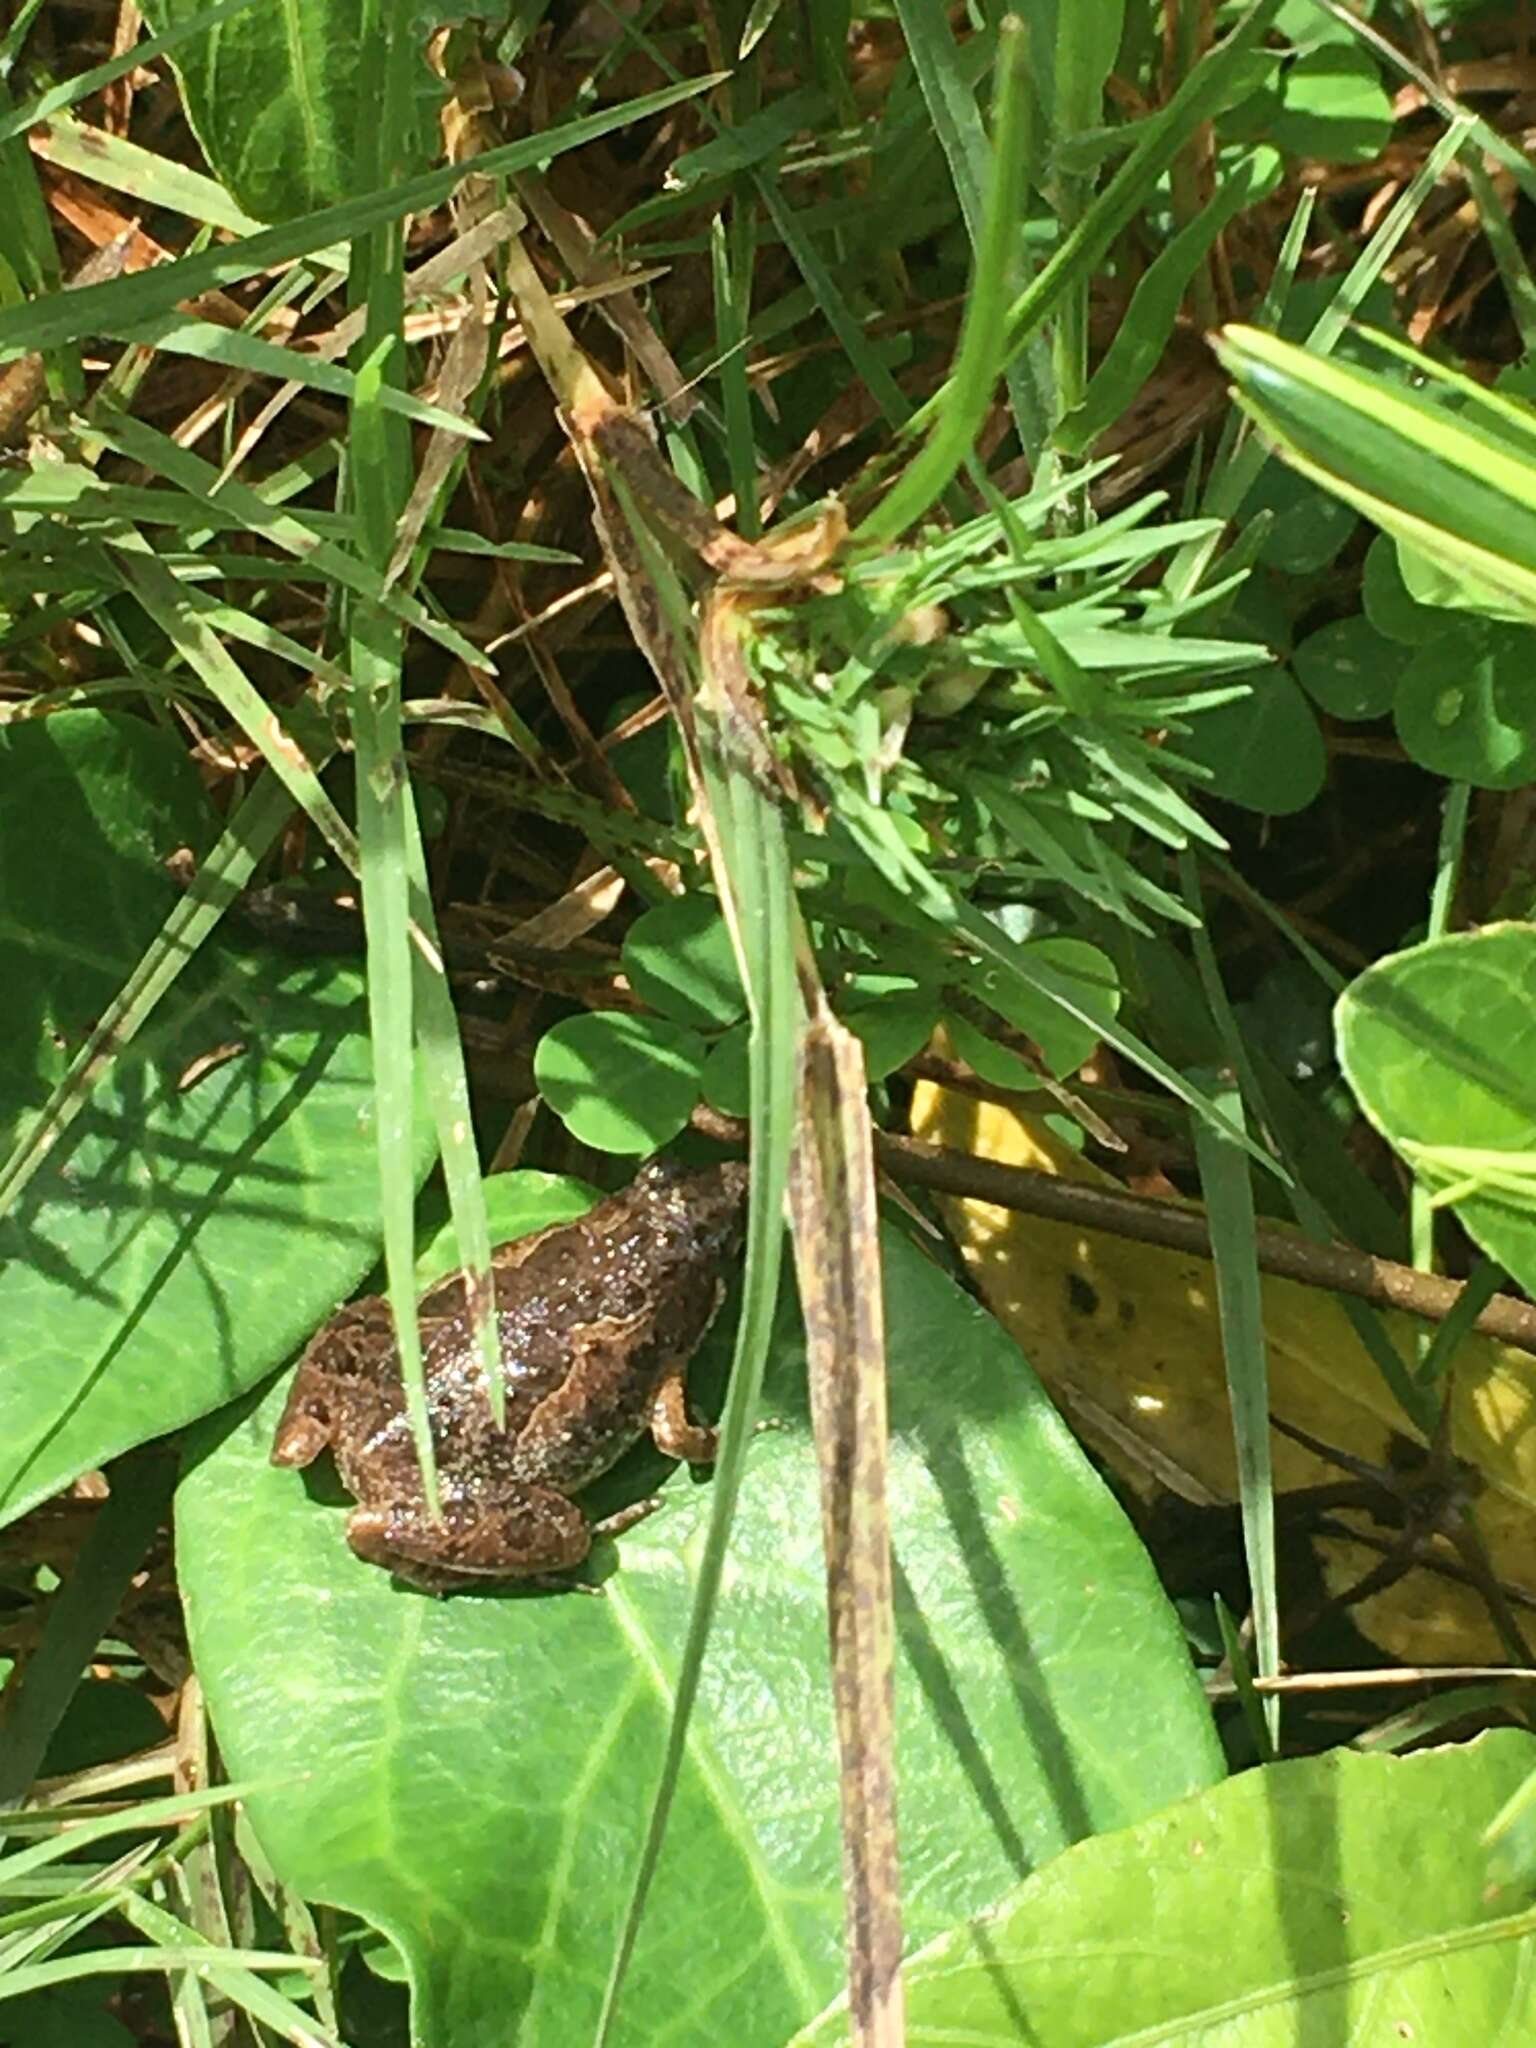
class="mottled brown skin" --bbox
[271,1159,748,1591]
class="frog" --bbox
[270,1157,748,1592]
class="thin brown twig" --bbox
[1208,1664,1536,1697]
[692,1106,1536,1357]
[875,1132,1536,1356]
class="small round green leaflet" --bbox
[1394,621,1536,788]
[1272,43,1394,165]
[620,893,746,1032]
[1362,533,1443,645]
[841,979,940,1083]
[963,939,1123,1080]
[618,888,753,1032]
[179,1210,1222,2048]
[1249,460,1357,577]
[794,1730,1536,2046]
[700,1022,751,1118]
[1172,663,1327,815]
[1292,615,1399,722]
[534,1011,708,1153]
[1336,925,1536,1298]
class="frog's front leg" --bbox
[345,1484,590,1592]
[648,1361,719,1465]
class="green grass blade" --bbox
[0,1945,322,2000]
[87,410,491,670]
[1211,324,1536,623]
[345,27,439,1494]
[0,1785,271,1888]
[0,1454,175,1808]
[1212,1593,1275,1764]
[33,112,266,234]
[1192,1086,1279,1750]
[111,313,487,437]
[1313,0,1536,210]
[596,732,799,2048]
[110,1891,343,2047]
[893,1,1050,456]
[1411,784,1473,1296]
[1191,114,1473,552]
[1058,146,1281,456]
[750,169,911,431]
[949,897,1278,1172]
[908,0,1282,434]
[1460,148,1536,357]
[858,17,1031,543]
[710,212,760,538]
[111,543,359,868]
[0,72,719,358]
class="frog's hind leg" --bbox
[648,1361,719,1466]
[344,1486,590,1592]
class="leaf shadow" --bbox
[0,982,369,1518]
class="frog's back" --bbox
[414,1212,699,1449]
[415,1162,744,1487]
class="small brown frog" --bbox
[271,1158,748,1591]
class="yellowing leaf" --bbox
[911,1079,1536,1663]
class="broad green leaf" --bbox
[0,712,213,1143]
[1395,621,1536,788]
[1291,614,1399,721]
[142,0,442,220]
[1273,0,1364,47]
[179,1211,1221,2048]
[534,1012,708,1154]
[620,894,746,1032]
[1176,663,1326,815]
[796,1730,1536,2045]
[0,945,430,1530]
[1336,924,1536,1297]
[0,707,431,1525]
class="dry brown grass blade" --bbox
[500,237,907,2038]
[513,167,694,422]
[789,1007,904,2048]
